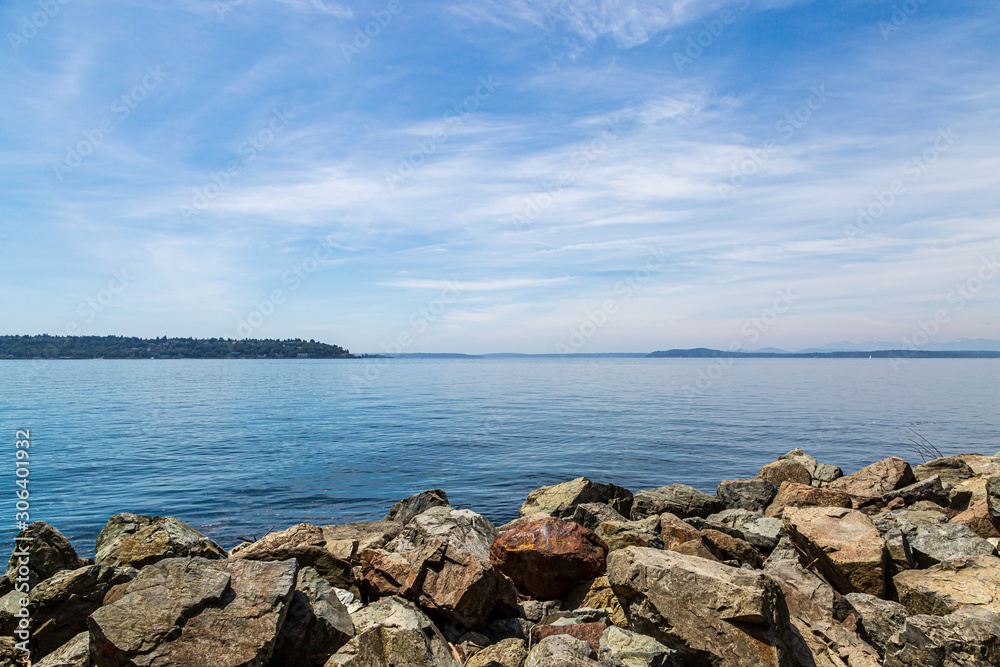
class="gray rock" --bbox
[988,475,1000,521]
[467,637,528,667]
[383,489,449,525]
[702,509,784,552]
[89,557,297,667]
[608,546,794,666]
[524,634,599,667]
[321,520,404,562]
[572,503,628,531]
[270,566,354,667]
[844,593,909,656]
[812,464,844,485]
[883,527,915,570]
[327,596,460,666]
[598,626,680,667]
[5,521,82,587]
[630,484,724,520]
[94,514,225,568]
[594,519,663,552]
[913,456,976,486]
[716,478,777,512]
[520,477,634,520]
[35,631,89,667]
[762,537,801,568]
[894,555,1000,615]
[905,522,996,568]
[486,617,536,643]
[881,475,949,507]
[542,607,610,626]
[883,605,1000,666]
[385,506,497,559]
[519,598,560,623]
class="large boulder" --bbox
[230,523,358,591]
[95,514,225,568]
[524,634,599,667]
[700,529,763,568]
[912,456,975,486]
[466,637,528,667]
[701,509,784,552]
[608,546,794,666]
[321,521,405,561]
[844,593,909,657]
[490,517,608,600]
[950,499,1000,539]
[35,632,89,667]
[24,564,136,658]
[717,478,777,512]
[519,477,633,519]
[361,539,516,629]
[325,596,460,666]
[882,605,1000,666]
[572,503,628,531]
[765,482,852,518]
[270,566,354,667]
[383,489,449,525]
[5,521,82,586]
[598,625,680,667]
[89,557,297,667]
[657,512,703,550]
[895,521,996,568]
[881,475,948,507]
[594,518,663,552]
[561,576,627,628]
[827,457,915,505]
[783,507,886,597]
[758,459,812,487]
[894,555,1000,615]
[385,506,497,559]
[631,484,723,520]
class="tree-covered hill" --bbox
[0,336,354,359]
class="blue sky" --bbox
[1,0,998,353]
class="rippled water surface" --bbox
[2,358,997,554]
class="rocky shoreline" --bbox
[3,449,1000,666]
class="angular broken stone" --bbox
[35,632,89,667]
[385,506,497,559]
[951,499,1000,539]
[701,529,763,568]
[383,489,449,525]
[270,566,354,667]
[894,555,1000,615]
[594,518,663,552]
[759,459,812,487]
[658,512,703,550]
[524,634,599,667]
[598,625,681,667]
[765,481,853,518]
[881,475,949,507]
[5,521,82,587]
[844,592,909,656]
[532,621,606,655]
[466,637,528,667]
[571,503,628,531]
[560,575,628,629]
[95,514,225,568]
[913,456,975,486]
[882,605,1000,667]
[630,484,723,520]
[519,477,633,520]
[828,457,915,504]
[230,523,356,592]
[716,478,777,512]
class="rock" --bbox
[543,607,610,626]
[519,598,559,623]
[843,593,909,656]
[783,507,886,596]
[701,529,763,568]
[949,475,989,511]
[957,453,1000,477]
[533,621,606,654]
[758,459,812,487]
[519,477,633,520]
[466,637,528,667]
[594,518,663,552]
[779,448,819,475]
[828,457,915,504]
[524,634,599,667]
[765,482,853,518]
[631,484,724,520]
[894,555,1000,615]
[716,478,777,512]
[25,564,136,658]
[35,632,89,667]
[598,625,680,667]
[657,513,703,550]
[361,538,517,629]
[882,605,1000,666]
[5,521,82,587]
[485,617,535,642]
[94,514,225,568]
[572,503,628,531]
[988,475,1000,520]
[490,517,608,600]
[561,576,628,628]
[913,456,975,486]
[702,510,784,552]
[765,559,881,667]
[230,523,357,591]
[669,538,721,562]
[905,522,996,568]
[385,506,497,559]
[881,475,949,507]
[321,520,404,562]
[326,596,460,666]
[813,464,844,486]
[384,489,449,525]
[89,556,297,667]
[883,528,915,571]
[608,546,794,666]
[951,499,1000,539]
[762,537,801,568]
[270,566,354,667]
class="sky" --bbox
[1,0,998,354]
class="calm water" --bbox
[1,358,997,555]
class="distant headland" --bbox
[0,335,356,359]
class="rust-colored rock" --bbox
[532,622,607,655]
[828,457,915,504]
[765,481,853,518]
[490,517,608,600]
[658,512,703,549]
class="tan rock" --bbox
[783,507,886,597]
[765,482,852,518]
[828,457,915,504]
[894,554,1000,615]
[658,512,703,549]
[951,500,1000,539]
[595,518,663,552]
[759,459,812,487]
[519,477,633,519]
[913,456,975,486]
[701,529,763,569]
[533,622,606,655]
[670,538,721,562]
[561,576,628,629]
